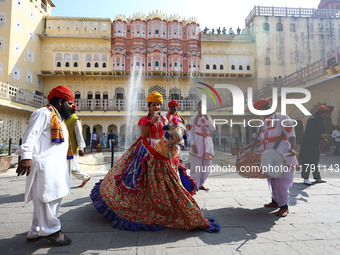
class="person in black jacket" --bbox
[299,105,334,185]
[108,130,117,150]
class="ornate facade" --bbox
[1,0,340,149]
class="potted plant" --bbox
[96,143,103,152]
[0,139,12,172]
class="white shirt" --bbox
[189,114,216,160]
[332,129,340,142]
[16,107,70,203]
[75,119,86,150]
[258,113,298,166]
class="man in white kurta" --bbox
[189,101,216,191]
[16,85,74,245]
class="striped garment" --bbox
[45,104,73,160]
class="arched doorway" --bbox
[83,124,91,146]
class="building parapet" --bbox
[201,33,254,42]
[0,82,47,109]
[45,16,111,22]
[246,6,340,26]
[74,99,199,112]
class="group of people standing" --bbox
[91,130,117,149]
[15,84,336,247]
[15,87,218,246]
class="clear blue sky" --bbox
[52,0,321,30]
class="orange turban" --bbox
[253,98,271,110]
[168,99,179,108]
[318,105,334,112]
[47,85,74,102]
[146,92,163,104]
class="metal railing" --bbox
[74,98,200,111]
[0,82,47,108]
[246,6,340,26]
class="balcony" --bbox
[74,98,199,112]
[0,82,47,108]
[246,6,340,26]
[41,1,47,12]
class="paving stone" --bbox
[0,152,339,254]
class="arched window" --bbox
[87,62,91,68]
[136,62,140,66]
[174,62,178,67]
[213,64,217,70]
[102,63,106,68]
[95,91,100,99]
[276,22,283,31]
[148,62,151,67]
[57,62,61,67]
[206,64,210,69]
[74,62,78,67]
[133,87,145,100]
[169,87,181,100]
[247,65,251,70]
[155,61,159,67]
[65,62,69,67]
[85,54,92,61]
[220,64,224,70]
[115,87,125,99]
[263,22,270,31]
[64,53,71,61]
[163,63,166,67]
[239,65,243,70]
[231,65,235,70]
[103,91,108,99]
[94,62,99,68]
[87,91,93,99]
[75,91,81,99]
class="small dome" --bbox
[114,15,127,23]
[184,17,199,25]
[147,10,167,21]
[131,12,146,22]
[168,14,182,23]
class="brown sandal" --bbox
[44,231,72,246]
[275,207,289,217]
[264,202,279,208]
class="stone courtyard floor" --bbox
[0,152,339,254]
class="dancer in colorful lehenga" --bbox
[90,92,219,232]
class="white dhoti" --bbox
[190,156,212,188]
[267,170,294,207]
[258,113,298,208]
[69,154,90,182]
[28,174,62,238]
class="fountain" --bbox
[124,57,143,149]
